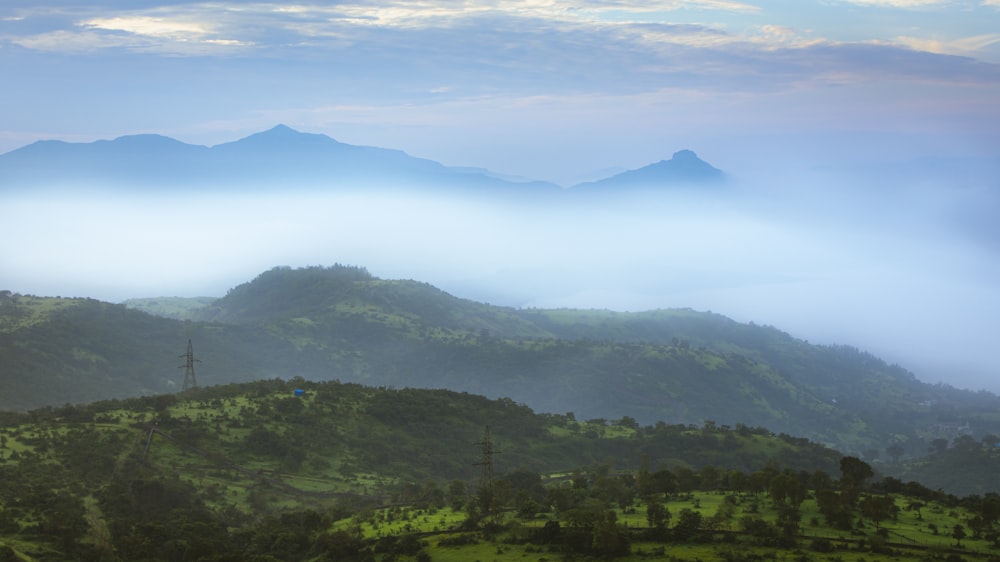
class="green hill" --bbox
[3,265,1000,460]
[0,379,996,562]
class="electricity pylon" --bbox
[179,339,200,391]
[474,425,498,519]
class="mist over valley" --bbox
[2,126,997,395]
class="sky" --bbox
[1,0,999,393]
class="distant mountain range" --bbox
[0,125,726,192]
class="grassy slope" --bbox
[1,380,990,561]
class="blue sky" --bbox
[2,0,1000,393]
[1,0,998,182]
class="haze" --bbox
[1,0,999,393]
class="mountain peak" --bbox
[262,124,300,135]
[658,149,723,177]
[215,124,344,152]
[572,149,726,190]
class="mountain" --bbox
[3,265,999,462]
[0,125,731,193]
[572,149,726,190]
[0,125,559,192]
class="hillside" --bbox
[0,379,861,560]
[4,266,1000,464]
[1,379,997,561]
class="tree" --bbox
[775,503,801,544]
[563,499,629,556]
[636,454,653,496]
[815,489,851,530]
[646,499,671,529]
[809,470,833,492]
[726,470,748,495]
[953,523,967,546]
[674,466,699,493]
[617,416,639,430]
[860,495,896,531]
[673,508,703,541]
[590,510,630,557]
[979,494,1000,529]
[699,465,720,491]
[741,517,779,546]
[769,471,806,507]
[905,499,925,521]
[650,469,676,496]
[839,456,873,506]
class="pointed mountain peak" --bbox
[658,149,722,176]
[572,149,726,190]
[216,125,343,151]
[262,124,300,135]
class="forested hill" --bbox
[0,379,855,560]
[3,265,999,459]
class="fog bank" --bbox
[1,177,997,393]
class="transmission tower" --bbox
[179,339,200,391]
[474,425,497,518]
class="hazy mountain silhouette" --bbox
[572,149,727,190]
[0,125,558,192]
[0,125,734,194]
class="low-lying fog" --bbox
[2,174,998,394]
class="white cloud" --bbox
[9,29,142,52]
[3,0,994,69]
[838,0,952,6]
[81,15,211,37]
[255,0,759,32]
[895,33,1000,56]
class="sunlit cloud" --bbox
[3,0,995,73]
[746,24,825,49]
[81,15,211,37]
[75,12,253,51]
[257,0,756,31]
[10,29,142,52]
[895,33,1000,56]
